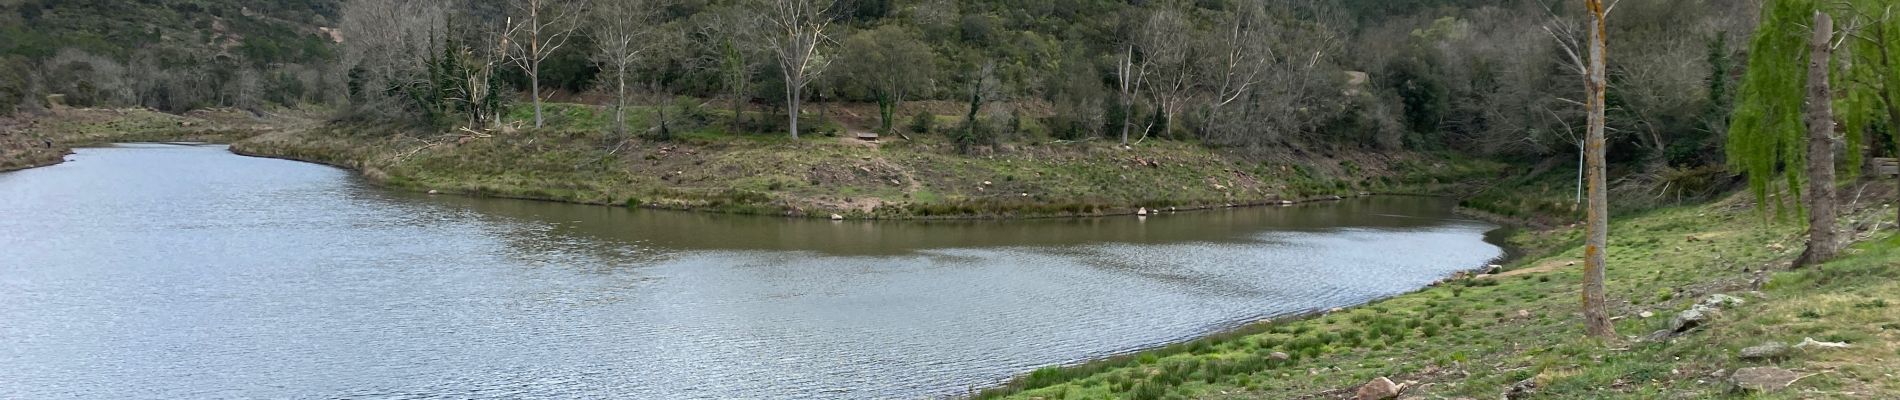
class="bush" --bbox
[909,110,933,134]
[0,55,35,114]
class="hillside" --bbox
[0,0,339,113]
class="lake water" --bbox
[0,143,1504,399]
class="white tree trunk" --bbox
[788,83,801,140]
[531,68,544,128]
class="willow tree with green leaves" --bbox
[1730,0,1813,218]
[1730,0,1900,267]
[1839,1,1900,225]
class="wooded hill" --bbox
[0,0,1821,190]
[0,0,340,111]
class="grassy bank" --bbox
[0,107,292,171]
[975,185,1899,399]
[230,102,1507,219]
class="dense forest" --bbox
[0,0,1845,185]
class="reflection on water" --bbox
[0,143,1503,399]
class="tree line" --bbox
[4,0,1794,165]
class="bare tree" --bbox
[591,0,670,136]
[1537,0,1617,338]
[339,0,448,115]
[455,23,513,130]
[504,0,582,129]
[1200,4,1268,138]
[761,0,834,140]
[1139,8,1194,141]
[42,48,132,107]
[1113,43,1148,146]
[232,68,263,112]
[695,6,766,133]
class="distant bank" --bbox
[7,106,1506,220]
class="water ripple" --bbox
[0,144,1504,399]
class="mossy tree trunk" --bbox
[878,92,895,135]
[1580,0,1615,339]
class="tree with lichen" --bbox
[1579,0,1614,339]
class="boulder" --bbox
[1638,310,1655,318]
[1699,294,1746,309]
[1483,264,1503,274]
[1738,342,1789,360]
[427,189,440,195]
[1353,377,1401,400]
[1268,351,1290,361]
[1730,366,1801,392]
[1137,207,1149,216]
[829,214,844,221]
[1670,306,1712,334]
[1642,329,1674,343]
[1502,377,1538,399]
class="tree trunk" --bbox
[1581,0,1616,339]
[1887,88,1900,228]
[731,81,746,133]
[1120,98,1132,146]
[1797,12,1838,268]
[787,83,801,140]
[878,92,895,134]
[614,72,628,136]
[531,68,544,129]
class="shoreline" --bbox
[229,138,1463,221]
[11,107,1512,221]
[963,225,1522,398]
[975,184,1900,398]
[225,124,1503,221]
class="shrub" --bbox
[1129,381,1165,400]
[909,110,933,134]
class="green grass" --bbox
[978,193,1900,399]
[230,102,1508,219]
[3,108,284,171]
